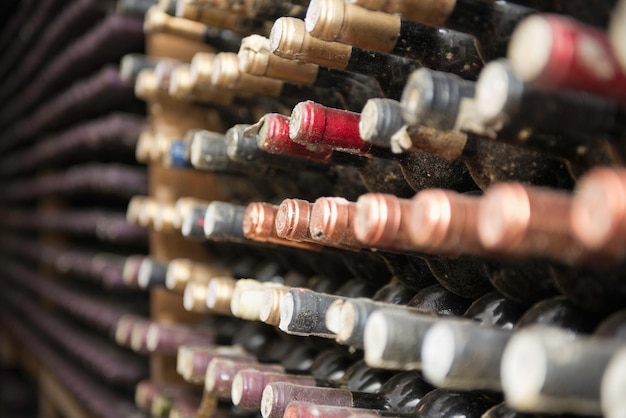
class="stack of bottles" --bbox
[3,0,626,417]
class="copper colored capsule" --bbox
[243,202,324,251]
[477,182,586,263]
[243,202,279,241]
[353,193,413,251]
[409,189,483,256]
[571,167,626,262]
[309,197,362,248]
[275,199,315,241]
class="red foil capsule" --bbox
[289,101,372,154]
[509,14,626,103]
[257,113,332,162]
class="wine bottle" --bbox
[176,345,256,384]
[601,347,626,418]
[209,52,346,109]
[205,357,287,398]
[594,310,626,341]
[393,124,575,191]
[473,60,622,168]
[477,182,614,264]
[547,263,626,313]
[232,347,359,409]
[306,0,482,78]
[570,167,626,264]
[119,53,162,84]
[137,257,168,289]
[611,0,626,73]
[117,0,158,17]
[185,0,306,21]
[251,112,413,196]
[395,69,575,189]
[145,323,215,355]
[501,326,625,415]
[339,289,440,347]
[478,260,558,307]
[169,65,235,105]
[269,17,421,99]
[477,60,626,142]
[421,319,513,390]
[175,0,265,34]
[480,402,554,418]
[238,35,384,112]
[464,291,525,329]
[282,402,415,418]
[353,192,493,298]
[144,7,243,51]
[508,14,626,103]
[504,0,617,27]
[261,372,431,418]
[514,296,603,334]
[349,0,535,61]
[413,389,496,418]
[279,288,350,338]
[243,202,324,252]
[225,124,328,173]
[287,101,478,193]
[363,284,472,369]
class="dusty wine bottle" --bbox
[421,320,512,390]
[351,0,535,61]
[143,7,242,51]
[269,17,421,99]
[501,326,625,415]
[238,35,382,111]
[508,14,626,103]
[571,167,626,264]
[601,347,626,418]
[304,0,482,79]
